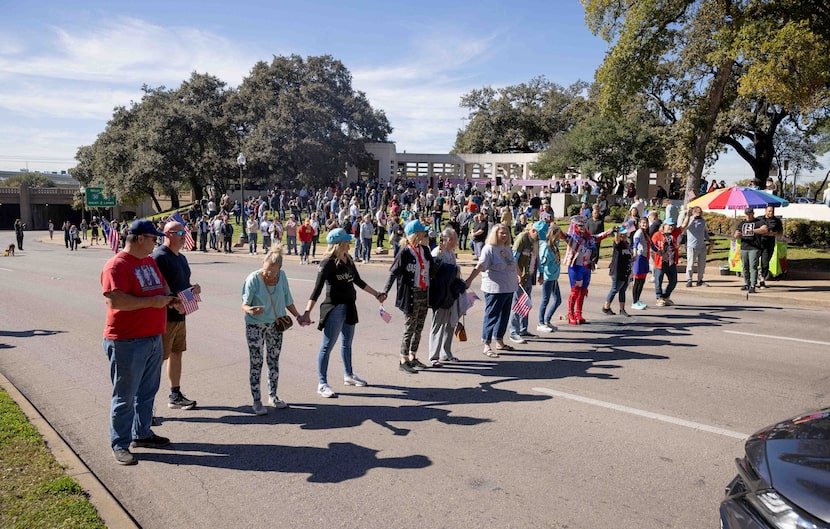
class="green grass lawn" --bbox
[0,389,105,529]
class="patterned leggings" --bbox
[246,322,284,402]
[400,290,429,357]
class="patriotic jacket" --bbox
[562,229,612,269]
[650,227,682,270]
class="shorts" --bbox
[162,320,187,360]
[568,265,592,288]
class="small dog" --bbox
[3,244,15,256]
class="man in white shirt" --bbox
[375,207,388,248]
[260,217,272,252]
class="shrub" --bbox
[607,204,628,222]
[566,204,582,217]
[783,218,830,247]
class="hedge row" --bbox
[702,213,830,248]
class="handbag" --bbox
[273,315,293,333]
[265,278,293,333]
[454,317,467,342]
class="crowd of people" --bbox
[99,178,793,466]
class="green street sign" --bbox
[85,187,117,207]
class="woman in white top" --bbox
[464,223,520,358]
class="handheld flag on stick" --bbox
[511,286,532,319]
[379,306,392,323]
[177,287,201,315]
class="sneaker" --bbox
[168,393,197,410]
[740,285,749,291]
[317,383,337,398]
[601,307,615,315]
[758,281,767,289]
[344,374,367,386]
[252,401,268,415]
[399,361,418,374]
[697,281,708,287]
[130,434,170,449]
[536,324,552,333]
[544,323,559,332]
[508,334,527,344]
[663,298,674,306]
[113,448,136,465]
[631,301,645,310]
[686,280,693,287]
[519,331,537,338]
[656,298,667,307]
[410,358,429,370]
[749,287,756,294]
[268,396,288,409]
[431,360,443,368]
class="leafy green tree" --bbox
[0,173,56,188]
[534,106,666,191]
[453,78,590,153]
[583,0,830,198]
[229,54,391,189]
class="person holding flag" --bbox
[508,221,541,344]
[152,219,201,411]
[101,218,121,252]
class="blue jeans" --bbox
[248,232,258,254]
[539,280,561,324]
[482,292,512,344]
[510,276,534,336]
[362,237,372,262]
[104,335,163,450]
[286,235,297,254]
[317,304,356,385]
[605,276,629,303]
[654,264,677,300]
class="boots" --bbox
[575,288,588,324]
[567,287,580,325]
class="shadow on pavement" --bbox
[135,441,431,483]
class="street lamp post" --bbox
[237,153,248,243]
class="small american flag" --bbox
[101,218,120,253]
[511,289,532,319]
[169,211,195,250]
[379,306,392,323]
[177,287,201,315]
[466,291,480,306]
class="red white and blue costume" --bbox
[562,216,613,324]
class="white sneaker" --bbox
[536,324,552,333]
[344,374,367,387]
[252,401,267,415]
[318,383,337,398]
[268,396,288,409]
[545,323,558,332]
[508,334,527,344]
[631,301,647,310]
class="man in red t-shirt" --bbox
[101,219,182,465]
[298,218,314,264]
[650,218,682,306]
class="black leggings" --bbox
[632,278,645,303]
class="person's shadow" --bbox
[137,441,431,483]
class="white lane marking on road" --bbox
[724,330,830,347]
[532,387,748,440]
[0,267,12,272]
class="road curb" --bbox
[0,372,140,529]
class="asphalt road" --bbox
[1,235,828,529]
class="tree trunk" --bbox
[685,61,735,203]
[149,189,163,213]
[814,169,830,202]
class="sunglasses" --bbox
[168,230,186,236]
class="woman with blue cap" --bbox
[382,219,434,374]
[303,228,388,398]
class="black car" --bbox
[720,408,830,528]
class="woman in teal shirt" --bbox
[241,245,307,416]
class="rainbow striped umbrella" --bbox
[688,185,789,211]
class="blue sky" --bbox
[0,0,825,183]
